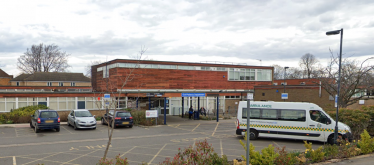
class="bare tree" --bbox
[299,53,319,78]
[286,67,304,79]
[96,47,147,161]
[273,65,304,80]
[17,43,70,74]
[272,65,284,80]
[85,60,103,78]
[316,49,374,108]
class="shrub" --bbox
[97,154,128,165]
[358,130,374,154]
[8,105,49,123]
[274,146,298,165]
[326,107,371,139]
[303,141,325,163]
[239,133,279,165]
[130,110,163,126]
[159,139,229,165]
[323,144,339,159]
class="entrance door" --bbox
[308,110,333,142]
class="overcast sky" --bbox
[0,0,373,76]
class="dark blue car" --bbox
[30,109,60,133]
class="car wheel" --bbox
[101,118,105,125]
[73,123,78,130]
[129,125,133,128]
[30,122,34,128]
[34,125,39,133]
[56,127,60,132]
[93,127,96,130]
[67,120,71,126]
[249,129,258,140]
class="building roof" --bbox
[11,72,91,82]
[0,69,12,78]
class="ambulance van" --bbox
[236,101,352,144]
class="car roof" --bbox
[109,110,130,113]
[73,109,90,111]
[38,109,57,112]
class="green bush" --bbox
[358,130,374,154]
[130,110,163,126]
[303,141,325,162]
[239,133,279,165]
[0,105,49,124]
[159,139,229,165]
[97,154,129,165]
[326,107,371,139]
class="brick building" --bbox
[0,69,13,86]
[91,59,274,115]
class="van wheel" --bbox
[328,134,343,145]
[249,129,258,140]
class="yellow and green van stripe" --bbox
[239,124,349,133]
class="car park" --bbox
[67,109,97,130]
[30,109,60,133]
[101,110,133,128]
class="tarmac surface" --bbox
[0,116,373,165]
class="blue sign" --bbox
[181,93,206,97]
[281,93,288,99]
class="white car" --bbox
[67,109,97,130]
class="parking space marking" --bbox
[212,122,219,136]
[22,152,62,165]
[13,156,16,165]
[62,149,99,164]
[148,144,167,164]
[119,146,136,158]
[61,126,75,134]
[220,139,223,156]
[272,141,281,148]
[17,156,78,165]
[191,123,200,132]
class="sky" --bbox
[0,0,373,77]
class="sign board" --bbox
[146,110,158,118]
[104,94,110,101]
[335,95,338,107]
[247,93,253,100]
[359,100,365,105]
[281,93,288,99]
[181,93,206,97]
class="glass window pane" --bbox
[18,102,28,108]
[262,109,277,119]
[0,102,5,111]
[280,110,305,121]
[59,102,66,110]
[49,97,58,101]
[18,98,27,101]
[68,101,75,109]
[229,71,235,80]
[6,98,15,101]
[239,72,245,80]
[242,108,261,119]
[49,102,58,110]
[6,102,16,111]
[234,72,239,80]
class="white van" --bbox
[236,101,352,144]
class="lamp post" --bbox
[283,67,289,102]
[326,28,343,144]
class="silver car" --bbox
[67,109,97,130]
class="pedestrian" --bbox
[189,106,193,119]
[200,106,206,116]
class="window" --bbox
[242,108,261,119]
[103,66,109,78]
[310,110,330,124]
[273,83,278,85]
[280,110,305,121]
[262,93,265,96]
[40,111,58,118]
[228,68,269,81]
[16,82,20,86]
[300,82,306,85]
[59,82,64,86]
[262,109,278,119]
[47,82,52,86]
[116,112,131,117]
[71,82,76,86]
[281,82,287,85]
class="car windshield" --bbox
[75,111,93,117]
[116,112,131,117]
[40,111,58,118]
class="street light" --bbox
[284,67,289,102]
[326,28,343,144]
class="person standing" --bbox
[200,107,206,116]
[189,106,193,119]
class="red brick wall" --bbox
[94,67,272,92]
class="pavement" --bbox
[0,116,374,165]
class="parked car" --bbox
[101,110,133,128]
[30,109,60,133]
[67,109,97,130]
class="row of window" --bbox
[242,108,306,122]
[16,82,76,86]
[100,62,272,81]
